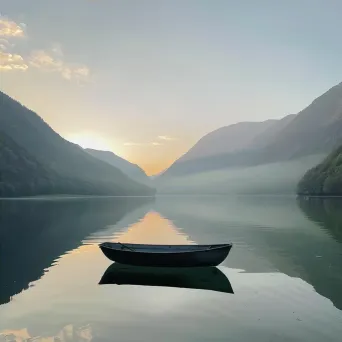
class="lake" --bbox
[1,196,342,341]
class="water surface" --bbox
[0,196,342,341]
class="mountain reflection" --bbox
[298,197,342,244]
[298,197,342,310]
[155,196,342,311]
[0,197,152,306]
[0,324,92,342]
[99,264,234,294]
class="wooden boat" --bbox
[99,242,232,267]
[99,264,234,294]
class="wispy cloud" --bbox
[124,141,163,147]
[124,142,143,146]
[62,66,90,80]
[0,38,11,51]
[158,135,176,141]
[0,15,89,82]
[29,49,90,82]
[50,43,64,57]
[0,17,25,38]
[0,16,27,72]
[0,51,28,71]
[29,50,62,70]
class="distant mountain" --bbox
[160,82,342,180]
[150,169,166,180]
[179,120,277,162]
[160,116,295,178]
[250,114,296,149]
[297,145,342,196]
[0,91,154,196]
[86,148,150,185]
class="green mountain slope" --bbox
[297,145,342,196]
[0,91,154,196]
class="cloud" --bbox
[0,38,11,51]
[29,49,90,81]
[62,66,90,80]
[0,16,89,82]
[124,142,143,146]
[0,51,28,71]
[158,135,175,141]
[0,17,25,38]
[124,141,163,147]
[29,50,62,70]
[50,43,64,57]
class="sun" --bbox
[66,132,113,151]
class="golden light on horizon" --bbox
[66,132,114,152]
[64,132,188,176]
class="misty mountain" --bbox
[86,148,150,185]
[250,114,296,149]
[179,120,277,163]
[160,82,342,180]
[159,115,296,178]
[0,91,154,196]
[156,155,324,195]
[0,131,80,197]
[298,145,342,196]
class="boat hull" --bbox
[99,264,234,294]
[99,243,232,267]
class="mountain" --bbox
[0,91,154,196]
[86,148,150,185]
[160,82,342,180]
[0,131,95,197]
[160,115,296,178]
[150,169,166,179]
[179,120,277,163]
[250,114,296,149]
[297,145,342,196]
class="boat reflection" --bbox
[99,263,234,294]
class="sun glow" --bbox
[66,132,113,152]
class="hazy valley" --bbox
[2,82,342,197]
[2,3,342,341]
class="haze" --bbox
[1,0,342,175]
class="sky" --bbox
[1,0,342,175]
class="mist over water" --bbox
[156,155,325,195]
[1,196,342,341]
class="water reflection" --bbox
[298,197,342,310]
[112,211,194,245]
[1,196,342,342]
[298,197,342,243]
[0,197,152,305]
[0,324,92,342]
[155,196,342,311]
[99,264,234,294]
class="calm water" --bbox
[1,196,342,341]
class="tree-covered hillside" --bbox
[0,131,99,197]
[297,145,342,196]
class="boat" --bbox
[99,242,232,267]
[99,263,234,294]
